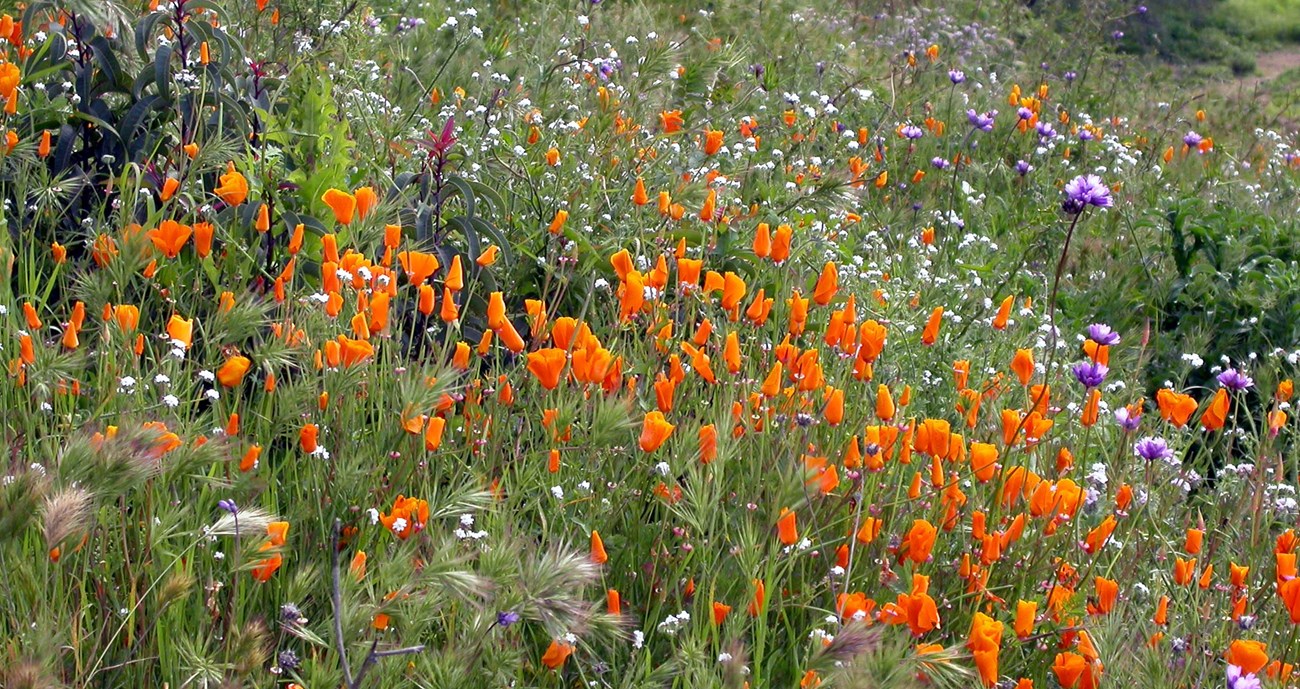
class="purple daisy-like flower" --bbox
[1078,128,1095,142]
[1087,323,1121,346]
[931,156,950,169]
[1227,665,1262,689]
[1182,131,1203,147]
[1063,174,1113,214]
[1064,71,1078,82]
[966,109,997,132]
[1036,121,1057,138]
[900,124,924,140]
[1072,361,1109,388]
[1015,160,1032,176]
[949,69,965,84]
[1017,107,1034,121]
[1114,407,1141,432]
[1217,368,1254,391]
[1134,436,1174,462]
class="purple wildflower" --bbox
[217,499,239,514]
[1072,361,1109,388]
[1227,665,1262,689]
[1015,160,1032,176]
[1087,323,1121,345]
[931,156,950,169]
[1063,174,1113,214]
[497,611,521,627]
[949,69,965,84]
[1138,5,1148,14]
[1036,121,1056,138]
[900,124,924,140]
[966,109,997,132]
[1115,407,1141,432]
[1111,30,1124,40]
[1183,131,1203,147]
[1078,128,1095,142]
[1064,71,1078,82]
[1217,368,1254,391]
[1017,107,1034,121]
[1134,436,1174,462]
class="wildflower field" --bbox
[4,0,1300,686]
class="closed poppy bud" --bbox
[712,601,731,625]
[699,424,718,464]
[639,411,674,452]
[1011,348,1034,385]
[922,306,944,345]
[545,147,560,166]
[37,130,51,157]
[350,551,367,581]
[547,209,568,235]
[239,444,262,472]
[1015,600,1037,638]
[452,341,471,370]
[590,530,608,564]
[876,384,895,420]
[993,295,1014,330]
[354,186,378,219]
[632,177,649,205]
[300,424,319,453]
[440,287,459,322]
[424,416,446,451]
[476,245,499,266]
[445,255,464,291]
[1184,528,1204,554]
[812,261,838,306]
[753,222,772,258]
[417,284,435,315]
[607,589,622,615]
[255,202,270,232]
[776,507,798,545]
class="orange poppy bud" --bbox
[590,530,608,564]
[547,209,568,235]
[776,507,798,545]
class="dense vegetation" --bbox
[2,0,1300,687]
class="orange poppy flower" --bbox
[541,640,574,670]
[215,162,248,205]
[1011,348,1034,385]
[1201,388,1230,431]
[527,348,567,390]
[1155,388,1198,428]
[639,411,674,452]
[166,315,194,349]
[1226,639,1269,675]
[591,530,608,564]
[217,356,252,387]
[967,612,1003,687]
[398,250,440,287]
[322,188,357,225]
[147,220,192,259]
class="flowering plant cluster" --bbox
[1,1,1299,688]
